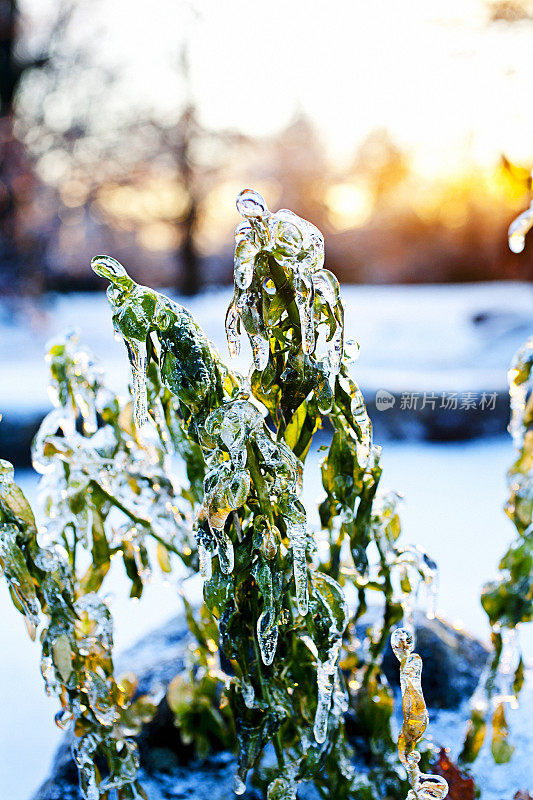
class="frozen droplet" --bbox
[391,627,414,661]
[233,774,246,795]
[236,189,268,220]
[225,300,241,358]
[508,203,533,254]
[235,219,254,243]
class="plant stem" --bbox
[267,255,301,343]
[246,439,285,769]
[246,441,274,526]
[91,482,183,556]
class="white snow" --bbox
[2,282,533,416]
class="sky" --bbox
[20,0,533,179]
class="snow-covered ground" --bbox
[2,282,533,419]
[2,283,533,798]
[1,436,532,800]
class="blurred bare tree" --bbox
[12,0,245,294]
[0,0,49,294]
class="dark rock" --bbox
[378,613,488,709]
[32,612,487,800]
[367,390,509,442]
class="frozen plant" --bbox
[1,331,196,799]
[2,190,442,799]
[461,199,533,767]
[391,628,448,800]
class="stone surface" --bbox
[32,612,488,800]
[378,613,488,709]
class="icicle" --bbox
[250,332,270,372]
[294,271,316,355]
[351,388,372,466]
[124,337,148,427]
[257,607,278,666]
[226,299,241,358]
[195,520,215,580]
[286,521,309,615]
[508,202,533,254]
[215,529,234,575]
[314,641,341,744]
[198,544,212,580]
[291,533,308,615]
[312,268,344,372]
[234,239,258,289]
[391,627,448,800]
[237,290,270,372]
[308,572,348,745]
[329,324,344,375]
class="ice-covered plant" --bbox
[461,203,533,767]
[1,190,441,800]
[0,331,196,799]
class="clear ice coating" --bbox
[200,396,309,642]
[12,330,196,800]
[393,544,439,627]
[508,200,533,254]
[391,628,448,800]
[226,189,345,377]
[91,254,223,428]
